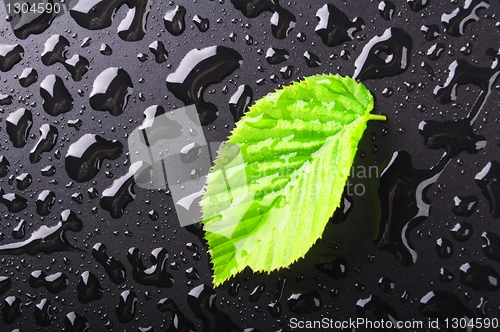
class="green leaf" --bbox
[200,74,386,286]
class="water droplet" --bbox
[6,108,32,148]
[330,191,353,224]
[34,298,52,327]
[92,243,127,284]
[450,222,473,242]
[30,124,58,163]
[36,190,56,216]
[80,37,92,48]
[0,189,28,213]
[340,49,350,60]
[41,35,89,81]
[163,5,186,36]
[314,255,348,279]
[193,15,210,32]
[376,151,448,265]
[100,162,147,218]
[287,289,322,314]
[436,237,454,259]
[441,0,490,36]
[2,296,22,324]
[19,68,38,87]
[137,53,148,62]
[64,311,89,332]
[0,210,82,255]
[421,61,435,80]
[476,296,489,317]
[77,271,104,304]
[378,277,395,292]
[0,44,24,72]
[353,27,412,81]
[270,7,296,39]
[475,161,500,218]
[187,284,243,330]
[89,67,133,116]
[439,267,455,283]
[315,4,364,47]
[296,32,306,42]
[229,85,253,122]
[166,46,242,125]
[157,297,197,331]
[420,290,475,321]
[245,34,254,45]
[127,247,174,287]
[304,51,321,67]
[12,219,26,239]
[460,262,500,292]
[249,283,265,302]
[0,94,13,105]
[418,118,485,158]
[427,43,445,60]
[40,75,74,116]
[68,119,83,131]
[421,24,441,41]
[29,270,68,294]
[356,294,400,322]
[100,43,113,56]
[279,65,294,79]
[15,173,32,190]
[70,0,150,41]
[65,134,123,182]
[460,42,473,55]
[0,277,10,297]
[382,87,393,97]
[379,1,396,20]
[407,0,429,12]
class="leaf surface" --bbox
[200,74,385,286]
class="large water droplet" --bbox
[475,161,500,218]
[34,298,52,327]
[460,262,499,292]
[2,296,22,324]
[65,134,123,182]
[482,231,500,262]
[229,84,253,122]
[92,243,127,284]
[315,4,364,47]
[29,270,68,294]
[40,75,74,116]
[0,210,83,255]
[166,46,242,125]
[441,0,490,36]
[19,68,38,87]
[77,271,104,304]
[6,108,32,148]
[163,5,186,36]
[69,0,151,41]
[187,284,243,331]
[0,44,24,72]
[287,289,322,314]
[30,124,58,163]
[36,190,56,216]
[375,151,448,265]
[127,247,174,287]
[353,27,412,81]
[89,67,133,116]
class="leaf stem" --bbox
[368,114,387,122]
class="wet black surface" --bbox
[0,0,499,331]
